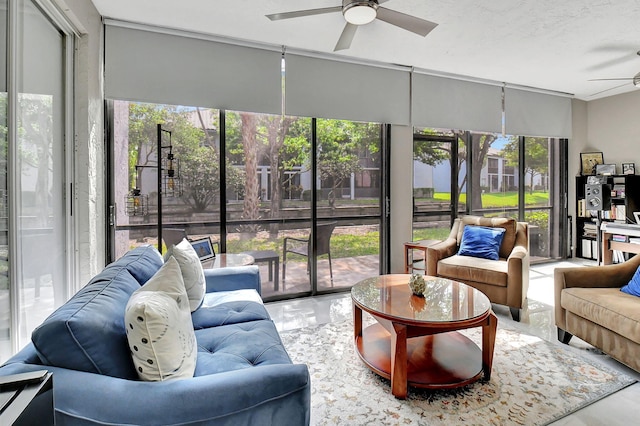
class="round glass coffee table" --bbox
[351,274,497,399]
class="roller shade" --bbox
[505,88,572,138]
[285,53,410,124]
[105,23,282,114]
[411,73,502,133]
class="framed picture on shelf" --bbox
[189,237,215,261]
[622,163,635,175]
[595,163,616,176]
[580,152,604,175]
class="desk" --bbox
[601,223,640,265]
[603,234,640,265]
[403,240,440,273]
[202,253,254,269]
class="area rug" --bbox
[280,319,636,426]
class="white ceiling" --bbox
[89,0,640,101]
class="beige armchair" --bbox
[426,215,529,321]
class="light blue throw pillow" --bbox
[621,266,640,297]
[458,225,506,261]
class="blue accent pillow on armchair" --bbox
[621,266,640,297]
[458,225,506,261]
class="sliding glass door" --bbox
[1,0,74,361]
[466,132,565,261]
[108,103,386,300]
[412,129,462,242]
[315,118,382,291]
[413,128,566,262]
[223,111,313,297]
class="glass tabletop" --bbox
[202,253,255,269]
[351,274,491,323]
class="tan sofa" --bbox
[555,254,640,372]
[426,216,529,321]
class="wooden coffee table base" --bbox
[351,275,498,399]
[354,309,497,399]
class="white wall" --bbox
[587,91,640,166]
[63,0,105,288]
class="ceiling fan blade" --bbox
[588,78,633,81]
[266,6,342,21]
[376,7,438,36]
[334,23,358,51]
[589,82,630,97]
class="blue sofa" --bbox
[0,245,310,425]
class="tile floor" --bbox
[265,259,640,425]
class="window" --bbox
[109,104,386,299]
[111,102,222,258]
[413,128,566,262]
[1,0,74,362]
[411,129,461,242]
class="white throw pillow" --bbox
[125,256,197,381]
[164,238,206,311]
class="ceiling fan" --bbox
[266,0,438,51]
[588,72,640,97]
[588,51,640,97]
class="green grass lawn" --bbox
[228,228,455,260]
[412,228,452,241]
[226,231,380,260]
[430,191,549,208]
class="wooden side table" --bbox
[0,370,54,425]
[403,240,440,273]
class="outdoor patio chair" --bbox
[283,221,337,285]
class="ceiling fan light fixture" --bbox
[343,1,377,25]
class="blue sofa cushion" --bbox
[194,320,292,376]
[192,301,270,329]
[30,251,162,380]
[106,245,164,286]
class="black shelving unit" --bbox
[575,174,640,260]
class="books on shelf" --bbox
[612,184,625,198]
[577,199,588,218]
[607,204,626,221]
[611,234,628,242]
[580,238,598,260]
[582,222,598,238]
[613,250,625,263]
[581,239,592,259]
